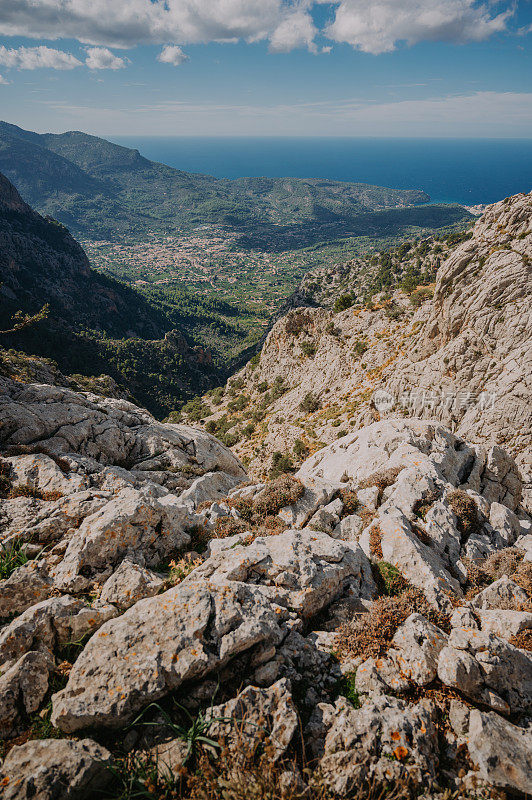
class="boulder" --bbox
[184,530,377,617]
[0,650,53,738]
[52,486,191,592]
[355,657,410,695]
[51,580,287,732]
[388,613,448,685]
[0,738,113,800]
[0,561,52,620]
[0,595,117,668]
[437,627,532,714]
[205,678,298,760]
[317,695,438,794]
[467,710,532,795]
[177,471,243,511]
[98,559,164,610]
[277,477,337,528]
[470,575,529,609]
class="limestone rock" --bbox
[0,595,117,668]
[0,738,113,800]
[388,613,448,685]
[437,627,532,713]
[277,477,337,528]
[0,650,53,738]
[317,695,438,794]
[184,530,376,618]
[467,710,532,795]
[205,678,298,760]
[470,575,529,609]
[52,486,192,592]
[51,580,286,732]
[355,657,410,695]
[0,561,52,620]
[98,559,164,610]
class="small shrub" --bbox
[369,525,383,559]
[358,466,404,502]
[336,588,449,661]
[257,381,269,393]
[335,670,361,708]
[242,423,255,437]
[409,287,433,307]
[325,321,340,336]
[293,438,309,462]
[285,309,309,336]
[352,340,368,358]
[0,459,12,497]
[300,339,317,358]
[165,555,202,587]
[269,451,294,479]
[270,376,288,401]
[299,392,320,413]
[509,630,532,651]
[373,561,411,596]
[214,516,248,539]
[447,489,480,538]
[228,395,249,413]
[334,293,354,313]
[253,475,304,516]
[338,489,359,517]
[181,397,210,422]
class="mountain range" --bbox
[0,121,469,246]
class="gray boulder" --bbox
[0,738,113,800]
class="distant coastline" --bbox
[112,136,532,207]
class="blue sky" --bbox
[0,1,530,137]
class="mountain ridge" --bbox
[0,121,470,245]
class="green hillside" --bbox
[0,121,448,243]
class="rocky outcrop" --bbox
[194,193,531,511]
[1,375,531,798]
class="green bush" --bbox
[300,339,317,358]
[334,293,354,313]
[269,451,294,478]
[299,392,320,413]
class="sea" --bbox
[112,136,532,207]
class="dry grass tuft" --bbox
[509,629,532,651]
[253,476,305,517]
[358,466,404,502]
[336,589,450,661]
[464,548,531,600]
[446,489,481,538]
[369,525,383,559]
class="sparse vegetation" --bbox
[269,451,294,479]
[447,489,481,538]
[299,392,321,413]
[0,538,30,580]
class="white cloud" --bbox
[0,0,316,52]
[157,44,189,65]
[322,0,512,54]
[0,73,9,83]
[269,9,318,53]
[85,47,126,69]
[0,0,516,60]
[0,45,82,69]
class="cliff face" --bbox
[193,193,531,505]
[0,171,222,416]
[0,171,164,339]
